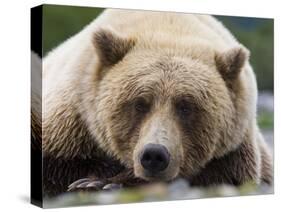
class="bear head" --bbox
[81,29,251,181]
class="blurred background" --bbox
[42,5,273,91]
[42,4,274,207]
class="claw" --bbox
[103,183,122,191]
[86,181,105,188]
[67,178,107,192]
[68,178,90,188]
[68,178,91,191]
[76,181,91,188]
[67,186,77,192]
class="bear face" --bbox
[79,29,250,182]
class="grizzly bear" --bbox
[39,9,273,196]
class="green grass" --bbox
[258,111,274,130]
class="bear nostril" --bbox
[140,143,170,173]
[156,155,163,162]
[143,153,151,162]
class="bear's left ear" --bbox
[215,46,250,81]
[92,29,136,67]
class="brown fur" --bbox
[93,29,135,67]
[41,10,273,196]
[215,46,249,81]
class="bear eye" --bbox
[134,98,150,113]
[175,99,193,117]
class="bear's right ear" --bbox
[215,46,250,82]
[92,29,135,67]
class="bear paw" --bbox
[67,178,123,192]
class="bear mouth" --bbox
[138,169,178,182]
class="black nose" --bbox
[140,144,170,173]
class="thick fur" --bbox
[40,9,273,196]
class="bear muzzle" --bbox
[133,114,182,181]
